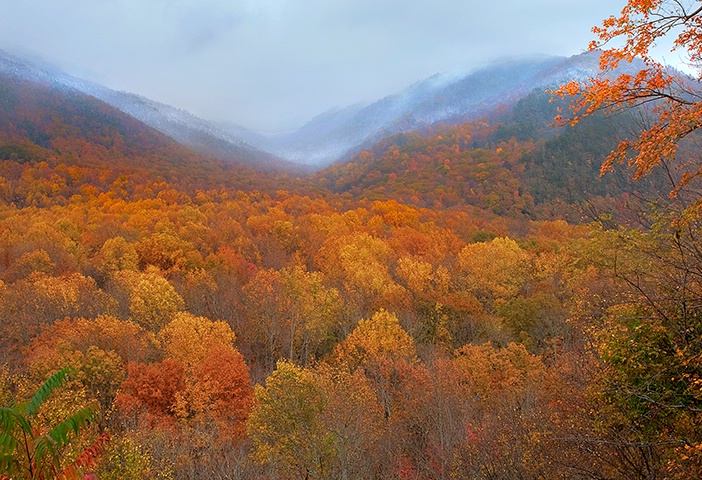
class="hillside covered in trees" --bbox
[2,27,702,480]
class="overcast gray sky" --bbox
[0,1,637,133]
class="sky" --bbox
[0,0,646,133]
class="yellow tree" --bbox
[247,360,384,479]
[329,309,433,476]
[0,274,113,354]
[157,312,236,367]
[395,256,434,295]
[242,268,287,370]
[317,233,400,314]
[331,309,418,372]
[110,270,184,331]
[279,265,342,365]
[95,237,138,279]
[243,265,342,367]
[155,313,253,437]
[447,342,560,479]
[554,0,702,214]
[246,360,333,480]
[456,237,531,303]
[314,365,384,479]
[23,315,158,414]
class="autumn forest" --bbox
[3,2,702,479]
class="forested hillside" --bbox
[317,91,670,224]
[2,22,702,480]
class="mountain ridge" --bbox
[0,49,300,172]
[227,51,643,166]
[0,48,644,170]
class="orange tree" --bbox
[555,0,702,213]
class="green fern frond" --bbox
[0,432,18,454]
[47,405,97,447]
[0,368,108,479]
[33,434,60,474]
[0,407,17,433]
[2,407,34,442]
[25,367,75,417]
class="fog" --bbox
[0,0,632,133]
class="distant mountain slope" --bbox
[243,51,639,166]
[314,89,670,222]
[0,49,645,171]
[0,71,181,162]
[0,67,308,208]
[0,49,295,171]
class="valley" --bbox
[1,32,701,480]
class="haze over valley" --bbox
[0,48,642,168]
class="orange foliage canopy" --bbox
[554,0,702,207]
[116,359,186,419]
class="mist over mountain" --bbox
[222,51,648,167]
[0,48,645,170]
[232,53,559,163]
[0,49,294,171]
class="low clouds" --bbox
[175,6,243,55]
[0,0,618,132]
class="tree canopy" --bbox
[555,0,702,215]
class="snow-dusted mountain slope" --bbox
[235,51,641,166]
[0,49,287,170]
[0,49,642,169]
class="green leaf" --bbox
[32,435,60,478]
[47,405,97,448]
[0,368,108,479]
[25,367,75,417]
[0,408,16,436]
[0,432,18,454]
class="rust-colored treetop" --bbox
[554,0,702,205]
